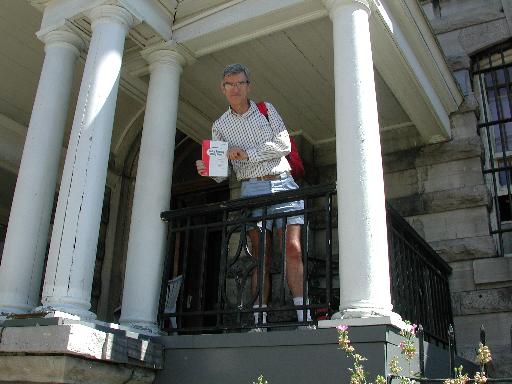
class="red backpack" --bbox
[256,102,305,181]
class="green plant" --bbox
[336,322,494,384]
[337,324,387,384]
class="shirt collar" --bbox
[229,100,257,118]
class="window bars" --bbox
[473,42,512,256]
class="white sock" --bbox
[253,304,267,325]
[293,297,312,322]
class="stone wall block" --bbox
[0,355,156,384]
[453,312,512,362]
[383,137,482,174]
[384,169,419,199]
[388,184,490,217]
[452,287,512,315]
[451,111,479,139]
[450,261,477,292]
[418,157,485,194]
[473,257,512,284]
[406,206,489,243]
[459,18,510,55]
[429,8,505,34]
[430,235,497,262]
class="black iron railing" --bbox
[160,184,453,342]
[386,203,453,344]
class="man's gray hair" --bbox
[222,63,250,82]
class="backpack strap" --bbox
[256,101,269,121]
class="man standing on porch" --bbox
[195,63,311,330]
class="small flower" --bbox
[375,375,386,384]
[389,356,402,376]
[443,366,469,384]
[476,343,492,366]
[474,371,488,384]
[337,324,349,332]
[253,375,268,384]
[400,339,417,360]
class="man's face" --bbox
[221,72,251,107]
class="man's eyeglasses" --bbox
[223,81,249,89]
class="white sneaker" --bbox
[248,327,267,333]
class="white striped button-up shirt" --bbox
[212,100,291,181]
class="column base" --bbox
[318,310,405,330]
[0,305,32,318]
[118,320,164,336]
[34,305,97,321]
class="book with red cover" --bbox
[202,140,228,177]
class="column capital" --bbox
[37,28,85,56]
[323,0,371,16]
[89,4,138,32]
[142,41,196,72]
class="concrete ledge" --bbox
[154,323,476,384]
[0,355,155,384]
[0,319,163,370]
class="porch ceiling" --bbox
[176,16,412,144]
[0,0,461,179]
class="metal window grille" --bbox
[473,42,512,256]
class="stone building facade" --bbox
[399,0,511,375]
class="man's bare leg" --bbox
[277,224,303,297]
[278,224,311,323]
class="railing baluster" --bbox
[198,227,209,315]
[255,207,267,327]
[448,325,455,378]
[325,192,333,318]
[217,210,229,329]
[418,324,425,378]
[178,216,191,329]
[302,197,309,324]
[280,217,287,306]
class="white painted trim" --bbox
[172,0,246,30]
[318,313,406,329]
[172,0,326,57]
[35,0,170,41]
[380,121,415,132]
[375,0,462,112]
[194,9,327,57]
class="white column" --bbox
[119,46,186,332]
[40,5,135,318]
[0,30,83,315]
[324,0,394,318]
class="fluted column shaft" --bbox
[40,5,134,318]
[324,0,394,317]
[0,30,83,314]
[119,48,185,332]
